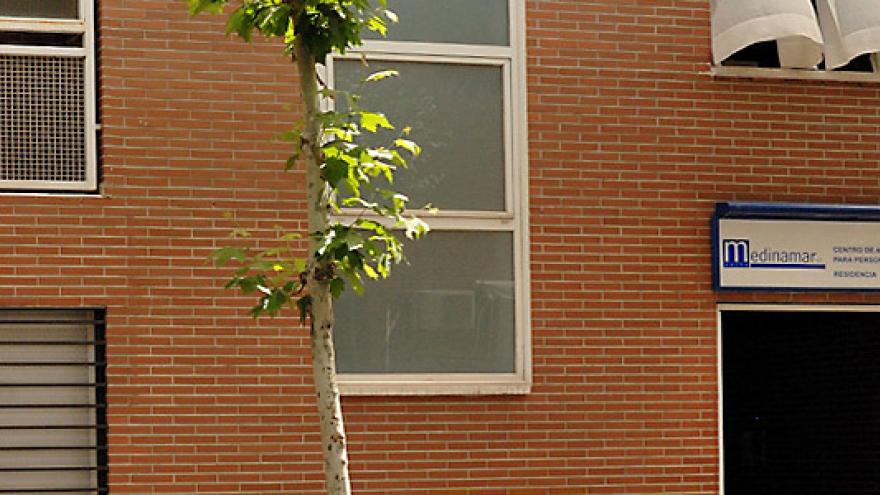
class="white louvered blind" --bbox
[817,0,880,70]
[0,309,106,494]
[713,0,880,72]
[711,0,824,68]
[0,0,96,191]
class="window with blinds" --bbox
[0,309,107,494]
[712,0,880,73]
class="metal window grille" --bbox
[0,309,108,494]
[0,54,87,183]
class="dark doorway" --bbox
[723,310,880,495]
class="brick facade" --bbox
[3,0,880,493]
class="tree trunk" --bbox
[294,38,353,495]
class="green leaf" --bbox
[363,263,378,280]
[394,138,421,157]
[365,16,387,36]
[404,217,431,239]
[187,0,226,16]
[348,273,365,295]
[392,193,409,211]
[359,112,393,132]
[324,127,355,142]
[344,176,361,198]
[364,70,399,83]
[344,250,364,270]
[388,149,406,168]
[258,4,291,36]
[322,157,350,186]
[211,247,247,265]
[225,5,256,41]
[341,197,378,210]
[238,276,261,294]
[264,289,289,317]
[330,278,345,299]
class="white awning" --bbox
[817,0,880,70]
[712,0,824,68]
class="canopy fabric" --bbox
[712,0,824,68]
[817,0,880,69]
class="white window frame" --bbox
[716,303,880,494]
[0,1,98,191]
[325,0,530,395]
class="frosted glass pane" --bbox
[335,232,516,374]
[0,0,78,18]
[335,59,506,211]
[365,0,509,45]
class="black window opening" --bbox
[721,40,781,68]
[0,31,83,48]
[722,310,880,495]
[721,40,876,72]
[0,309,108,494]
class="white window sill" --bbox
[710,65,880,84]
[338,374,531,396]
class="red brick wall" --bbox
[3,0,880,493]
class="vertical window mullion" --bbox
[82,0,97,190]
[93,312,108,493]
[502,59,513,216]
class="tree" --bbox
[185,1,429,494]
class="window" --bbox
[0,0,97,191]
[0,309,107,493]
[712,0,880,73]
[328,0,530,395]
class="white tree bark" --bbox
[294,38,353,495]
